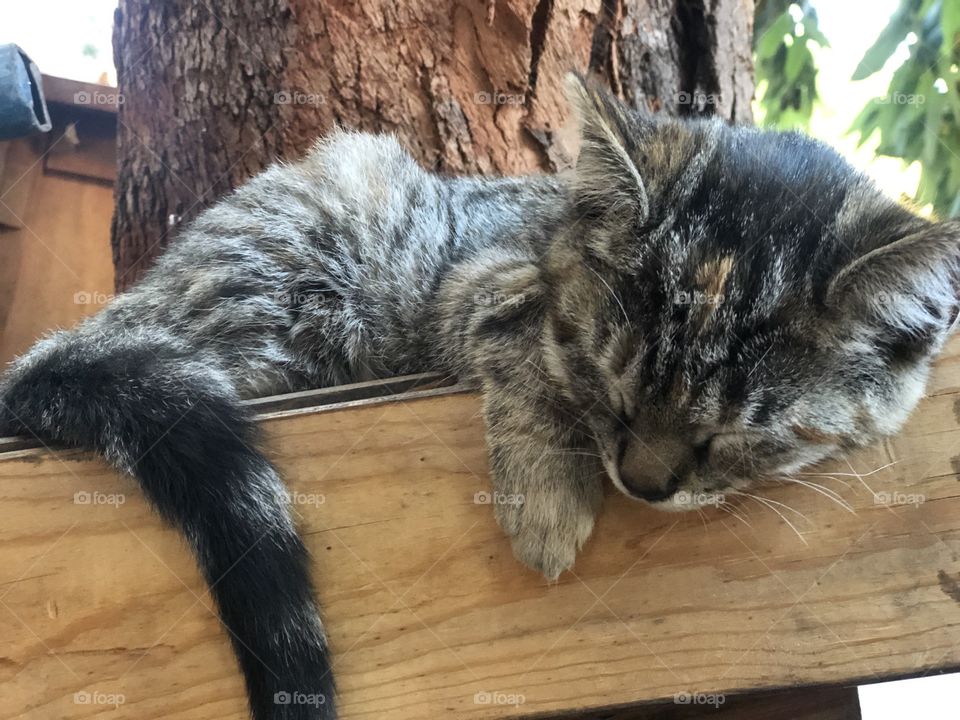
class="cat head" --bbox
[542,74,960,511]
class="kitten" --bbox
[2,74,957,719]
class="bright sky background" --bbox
[809,0,923,204]
[1,0,118,85]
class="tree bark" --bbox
[112,0,755,290]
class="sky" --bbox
[1,0,118,85]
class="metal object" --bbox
[0,44,51,140]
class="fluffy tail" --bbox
[0,332,335,719]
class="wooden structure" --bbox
[3,334,960,718]
[0,75,116,367]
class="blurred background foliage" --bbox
[755,0,960,217]
[754,0,829,129]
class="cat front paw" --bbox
[494,484,600,581]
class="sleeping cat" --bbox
[2,74,957,719]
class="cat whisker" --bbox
[730,491,808,544]
[779,475,849,501]
[797,460,897,479]
[797,474,853,489]
[776,477,856,514]
[843,458,897,497]
[718,500,752,529]
[730,490,811,524]
[696,507,709,532]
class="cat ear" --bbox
[563,73,649,226]
[826,220,960,351]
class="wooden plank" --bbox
[0,373,465,453]
[0,138,115,367]
[247,372,461,418]
[41,75,120,114]
[41,107,118,186]
[0,135,41,229]
[2,335,960,719]
[566,685,860,719]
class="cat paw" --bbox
[494,486,599,581]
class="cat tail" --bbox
[0,330,335,720]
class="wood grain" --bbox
[1,335,960,719]
[0,138,115,367]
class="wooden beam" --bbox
[566,685,861,719]
[2,336,960,718]
[41,75,120,114]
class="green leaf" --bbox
[754,0,793,47]
[948,192,960,218]
[853,14,914,80]
[850,100,882,144]
[916,162,938,205]
[753,3,827,131]
[943,0,960,52]
[802,16,830,48]
[922,83,946,161]
[784,43,812,83]
[757,13,794,60]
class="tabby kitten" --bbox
[2,74,957,719]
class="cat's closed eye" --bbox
[692,434,716,465]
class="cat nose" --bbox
[618,468,680,502]
[617,434,688,503]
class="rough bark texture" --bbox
[112,0,755,290]
[111,1,291,288]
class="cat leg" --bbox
[483,379,604,580]
[438,249,604,580]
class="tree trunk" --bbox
[111,0,755,290]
